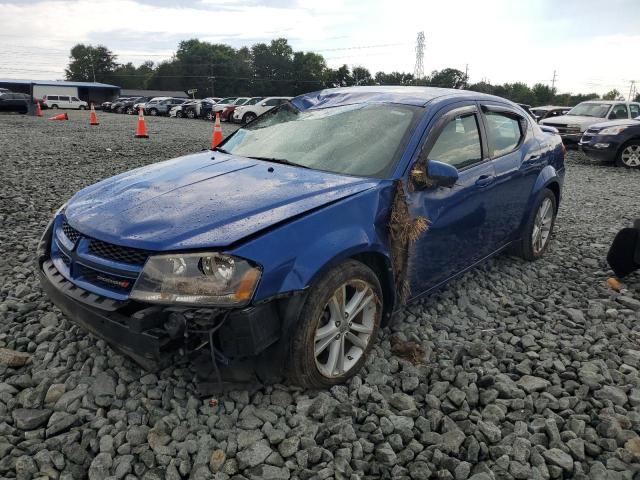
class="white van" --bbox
[42,95,88,110]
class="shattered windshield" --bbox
[222,102,421,178]
[567,103,611,117]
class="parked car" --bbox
[117,97,153,114]
[144,97,187,116]
[101,97,128,111]
[38,86,564,388]
[531,105,572,123]
[233,96,292,123]
[169,100,199,118]
[540,101,640,144]
[211,97,249,119]
[42,94,88,110]
[200,97,236,120]
[0,92,30,113]
[221,97,263,122]
[579,116,640,168]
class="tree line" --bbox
[66,39,639,105]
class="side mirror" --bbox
[426,160,458,188]
[260,102,268,106]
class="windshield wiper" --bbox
[247,156,310,169]
[213,147,229,154]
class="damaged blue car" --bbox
[38,86,565,388]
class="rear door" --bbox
[478,102,544,245]
[408,103,498,295]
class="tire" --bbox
[186,110,196,119]
[149,108,158,116]
[243,112,257,124]
[79,105,86,110]
[514,188,557,261]
[176,110,184,118]
[287,260,383,388]
[615,141,640,169]
[126,107,134,115]
[205,111,213,121]
[51,105,58,109]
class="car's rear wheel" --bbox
[515,188,557,261]
[243,112,257,124]
[126,107,133,114]
[149,108,158,116]
[51,105,58,109]
[187,110,196,119]
[287,260,382,388]
[176,110,183,118]
[79,105,86,110]
[616,141,640,169]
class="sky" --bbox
[0,0,638,97]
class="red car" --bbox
[221,97,263,122]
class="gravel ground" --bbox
[1,110,640,480]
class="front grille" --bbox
[62,221,81,243]
[88,239,149,265]
[60,253,71,267]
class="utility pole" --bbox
[551,70,557,91]
[464,64,469,87]
[209,64,215,97]
[88,53,96,83]
[628,80,635,102]
[414,32,425,80]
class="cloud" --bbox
[0,0,638,95]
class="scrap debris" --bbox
[606,277,622,292]
[390,335,426,364]
[389,182,429,304]
[0,348,30,367]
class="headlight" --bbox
[599,126,627,135]
[130,253,261,306]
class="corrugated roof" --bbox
[0,79,119,88]
[121,89,188,98]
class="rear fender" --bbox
[518,165,561,231]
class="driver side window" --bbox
[610,104,628,119]
[428,113,482,170]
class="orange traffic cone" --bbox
[135,107,148,138]
[35,101,43,117]
[48,112,69,121]
[211,112,223,149]
[90,103,99,125]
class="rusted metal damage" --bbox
[388,181,429,304]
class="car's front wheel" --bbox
[79,105,86,110]
[287,260,382,388]
[616,141,640,169]
[243,112,257,124]
[515,188,557,261]
[149,108,158,116]
[186,110,196,119]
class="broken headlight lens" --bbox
[130,253,261,306]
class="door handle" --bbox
[475,174,494,187]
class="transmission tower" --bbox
[414,31,425,79]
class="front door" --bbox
[407,103,498,297]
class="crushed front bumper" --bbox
[39,259,282,369]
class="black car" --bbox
[101,97,129,112]
[531,105,572,123]
[0,92,30,114]
[119,96,152,114]
[580,117,640,168]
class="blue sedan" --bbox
[38,86,565,388]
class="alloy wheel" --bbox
[621,145,640,167]
[314,280,378,378]
[532,197,553,254]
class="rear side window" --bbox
[630,104,640,118]
[48,95,59,101]
[428,113,482,170]
[71,97,80,101]
[59,96,70,101]
[484,112,524,157]
[610,104,628,119]
[264,98,280,106]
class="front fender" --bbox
[229,183,394,302]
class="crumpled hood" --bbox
[64,151,379,251]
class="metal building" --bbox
[0,79,120,105]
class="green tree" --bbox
[291,51,327,95]
[352,66,373,86]
[635,93,640,102]
[426,68,467,89]
[531,83,555,106]
[65,44,117,83]
[468,81,495,95]
[326,65,354,88]
[374,71,414,85]
[603,89,621,100]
